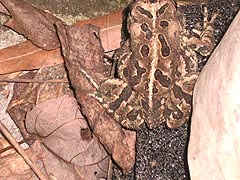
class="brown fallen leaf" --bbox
[0,0,63,50]
[0,41,63,75]
[6,65,112,179]
[80,96,136,172]
[7,65,72,143]
[0,137,106,180]
[74,9,123,52]
[26,95,110,179]
[0,120,49,180]
[0,8,122,75]
[56,22,136,172]
[41,144,81,180]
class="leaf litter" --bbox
[0,0,136,179]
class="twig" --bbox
[0,78,68,83]
[104,48,118,54]
[107,158,113,180]
[103,54,114,63]
[0,121,49,180]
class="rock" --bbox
[188,11,240,179]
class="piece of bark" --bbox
[188,11,240,179]
[0,9,122,75]
[56,22,136,172]
[0,0,62,50]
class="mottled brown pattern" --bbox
[97,0,216,129]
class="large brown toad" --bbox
[92,0,216,129]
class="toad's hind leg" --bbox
[167,8,217,128]
[166,74,198,129]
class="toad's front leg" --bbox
[96,78,145,130]
[184,7,217,56]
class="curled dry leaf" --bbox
[80,97,136,172]
[0,0,62,50]
[26,95,110,180]
[188,11,240,179]
[56,22,136,172]
[74,9,123,52]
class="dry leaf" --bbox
[26,95,109,167]
[0,41,63,75]
[0,0,62,50]
[74,9,123,52]
[7,65,71,143]
[26,95,110,179]
[0,9,122,74]
[56,22,136,172]
[80,97,136,172]
[6,65,112,179]
[40,144,83,180]
[0,138,103,180]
